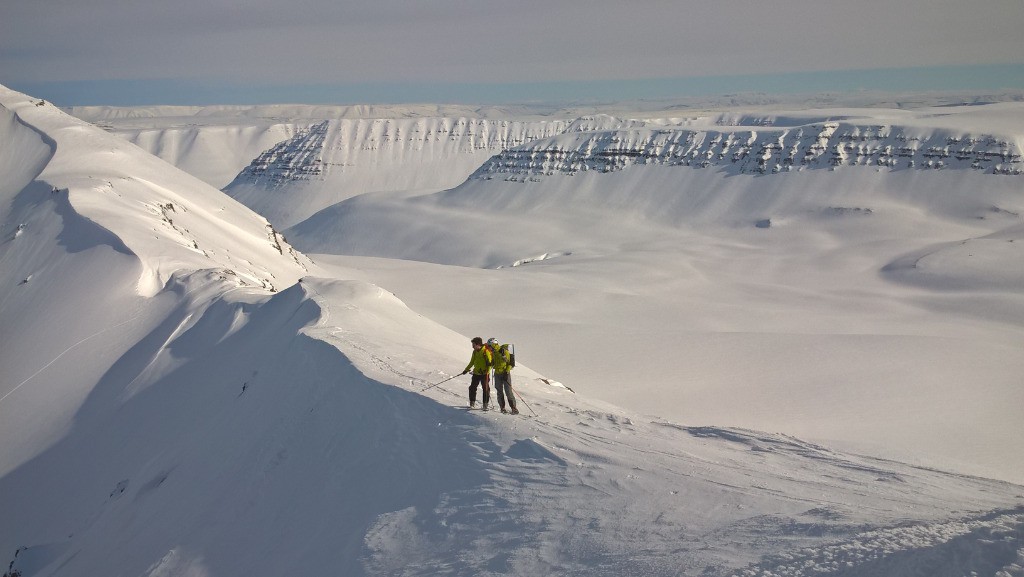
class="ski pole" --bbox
[509,380,536,417]
[503,346,532,416]
[421,373,460,392]
[507,344,535,415]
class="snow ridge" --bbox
[0,91,308,296]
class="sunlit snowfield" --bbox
[168,96,1024,484]
[2,87,1021,576]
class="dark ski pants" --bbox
[493,372,516,411]
[469,373,490,406]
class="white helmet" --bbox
[486,337,499,346]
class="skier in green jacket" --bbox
[487,338,518,414]
[461,337,492,410]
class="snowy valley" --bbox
[1,85,1023,577]
[209,98,1024,485]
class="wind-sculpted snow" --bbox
[0,99,53,201]
[0,86,308,297]
[0,85,308,477]
[731,509,1024,577]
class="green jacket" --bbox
[490,344,513,374]
[464,347,492,375]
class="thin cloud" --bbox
[3,0,1023,101]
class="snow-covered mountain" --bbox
[67,97,1024,486]
[70,102,603,195]
[0,86,310,475]
[64,107,310,190]
[252,103,1024,486]
[217,105,1024,235]
[4,85,1022,577]
[285,106,1024,258]
[474,113,1024,178]
[223,116,575,228]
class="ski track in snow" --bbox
[0,313,141,405]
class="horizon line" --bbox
[9,63,1024,108]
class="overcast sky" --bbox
[3,0,1024,106]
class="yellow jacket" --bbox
[490,344,513,374]
[464,347,492,375]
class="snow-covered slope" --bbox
[5,270,1021,576]
[4,86,1022,577]
[115,123,303,189]
[476,113,1024,178]
[223,116,574,228]
[274,104,1024,485]
[75,99,1023,484]
[69,102,589,193]
[0,86,309,476]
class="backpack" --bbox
[500,344,515,369]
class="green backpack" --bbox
[494,343,515,369]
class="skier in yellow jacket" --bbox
[461,337,492,410]
[487,338,518,414]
